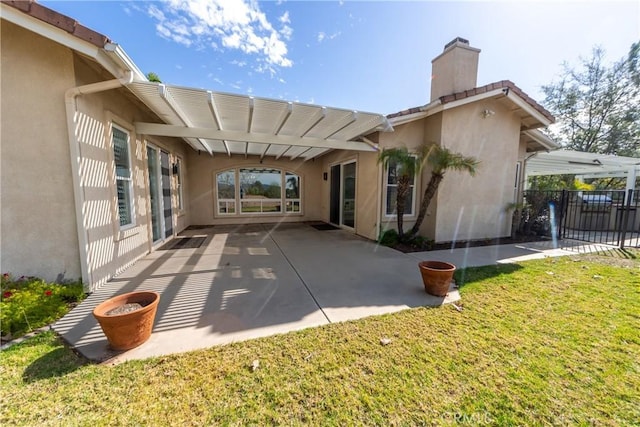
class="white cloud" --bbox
[147,0,293,72]
[279,11,290,25]
[317,30,341,44]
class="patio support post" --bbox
[625,166,637,194]
[64,71,134,290]
[619,189,633,250]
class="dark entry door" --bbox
[329,164,341,225]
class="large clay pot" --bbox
[418,261,456,297]
[93,291,160,350]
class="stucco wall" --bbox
[73,57,189,289]
[319,150,380,240]
[376,119,429,237]
[1,22,81,282]
[1,21,190,290]
[187,153,323,225]
[435,99,521,242]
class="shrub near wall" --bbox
[1,274,85,341]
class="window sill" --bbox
[115,225,140,242]
[216,212,304,218]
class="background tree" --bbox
[146,72,162,83]
[542,42,640,157]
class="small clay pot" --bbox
[418,261,456,297]
[93,291,160,350]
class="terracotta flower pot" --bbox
[418,261,456,297]
[93,291,160,351]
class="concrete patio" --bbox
[53,223,603,363]
[54,223,459,363]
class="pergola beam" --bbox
[134,122,378,152]
[159,85,212,155]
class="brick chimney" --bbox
[430,37,481,101]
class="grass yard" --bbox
[1,254,638,425]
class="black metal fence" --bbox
[516,189,639,249]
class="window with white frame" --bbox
[112,126,134,227]
[176,157,184,211]
[385,158,416,216]
[217,169,236,214]
[216,168,302,215]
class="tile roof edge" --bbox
[2,0,111,48]
[387,80,554,123]
[439,80,555,123]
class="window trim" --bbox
[383,156,417,218]
[111,123,136,230]
[175,156,184,213]
[215,167,303,217]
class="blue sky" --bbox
[42,1,639,115]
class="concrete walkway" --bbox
[53,224,602,363]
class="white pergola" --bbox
[128,82,392,161]
[525,150,640,192]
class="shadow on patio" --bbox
[53,223,457,362]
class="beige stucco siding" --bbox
[73,57,190,289]
[1,22,81,282]
[376,120,429,237]
[318,150,380,240]
[434,100,520,242]
[1,22,190,290]
[187,154,323,225]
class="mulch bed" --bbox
[392,235,548,253]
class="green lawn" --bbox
[1,254,639,425]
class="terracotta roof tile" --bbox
[2,0,111,48]
[387,80,554,124]
[386,106,424,119]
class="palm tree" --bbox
[378,147,419,240]
[408,145,479,237]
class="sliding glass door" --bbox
[147,145,173,243]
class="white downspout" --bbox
[64,71,134,290]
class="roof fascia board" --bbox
[135,122,377,152]
[388,111,429,126]
[388,99,441,126]
[104,43,147,81]
[522,129,560,150]
[2,4,100,59]
[389,89,505,125]
[2,4,135,80]
[504,90,553,127]
[396,88,554,129]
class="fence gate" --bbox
[518,190,639,249]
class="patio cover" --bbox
[129,82,393,161]
[525,150,640,191]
